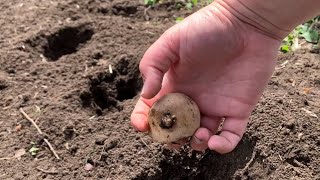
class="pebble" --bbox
[84,163,93,171]
[95,135,108,145]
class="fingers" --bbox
[200,116,222,134]
[207,117,248,154]
[190,128,213,151]
[130,91,166,132]
[132,96,248,154]
[190,116,221,151]
[130,99,150,132]
[167,116,222,151]
[139,28,179,99]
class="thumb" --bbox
[139,28,179,99]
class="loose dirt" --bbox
[0,0,319,179]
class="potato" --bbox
[147,93,201,143]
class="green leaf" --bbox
[175,3,182,9]
[192,0,198,5]
[144,0,156,6]
[29,147,40,156]
[299,25,309,34]
[280,45,290,53]
[301,29,319,43]
[175,17,184,23]
[186,3,193,9]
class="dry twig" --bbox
[0,157,12,160]
[36,167,58,174]
[242,150,257,174]
[19,108,60,160]
[20,108,42,134]
[140,136,150,150]
[144,6,151,21]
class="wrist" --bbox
[213,0,320,40]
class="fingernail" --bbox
[194,136,203,144]
[132,125,141,132]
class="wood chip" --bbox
[13,124,22,132]
[109,65,113,74]
[276,60,289,70]
[301,108,318,118]
[303,87,312,94]
[36,167,58,174]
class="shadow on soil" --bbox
[134,134,256,180]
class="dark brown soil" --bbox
[0,0,319,179]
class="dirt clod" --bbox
[95,135,108,145]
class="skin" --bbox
[130,0,320,154]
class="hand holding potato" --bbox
[131,0,319,153]
[130,1,280,154]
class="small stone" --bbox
[105,139,118,151]
[95,135,107,145]
[13,124,22,132]
[84,163,93,171]
[284,119,295,130]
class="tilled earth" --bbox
[0,0,319,179]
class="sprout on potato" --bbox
[147,93,201,143]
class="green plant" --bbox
[175,17,184,23]
[207,0,214,4]
[186,0,198,9]
[280,16,319,53]
[144,0,158,6]
[280,30,299,53]
[29,142,40,156]
[300,16,320,43]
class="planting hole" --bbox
[25,25,94,61]
[43,26,94,61]
[80,56,142,115]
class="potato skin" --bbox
[148,93,201,143]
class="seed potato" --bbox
[147,93,201,143]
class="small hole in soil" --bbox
[116,78,141,101]
[80,56,142,115]
[0,75,9,90]
[43,26,94,61]
[0,82,8,90]
[112,4,138,16]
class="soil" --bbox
[0,0,319,180]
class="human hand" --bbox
[130,1,282,154]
